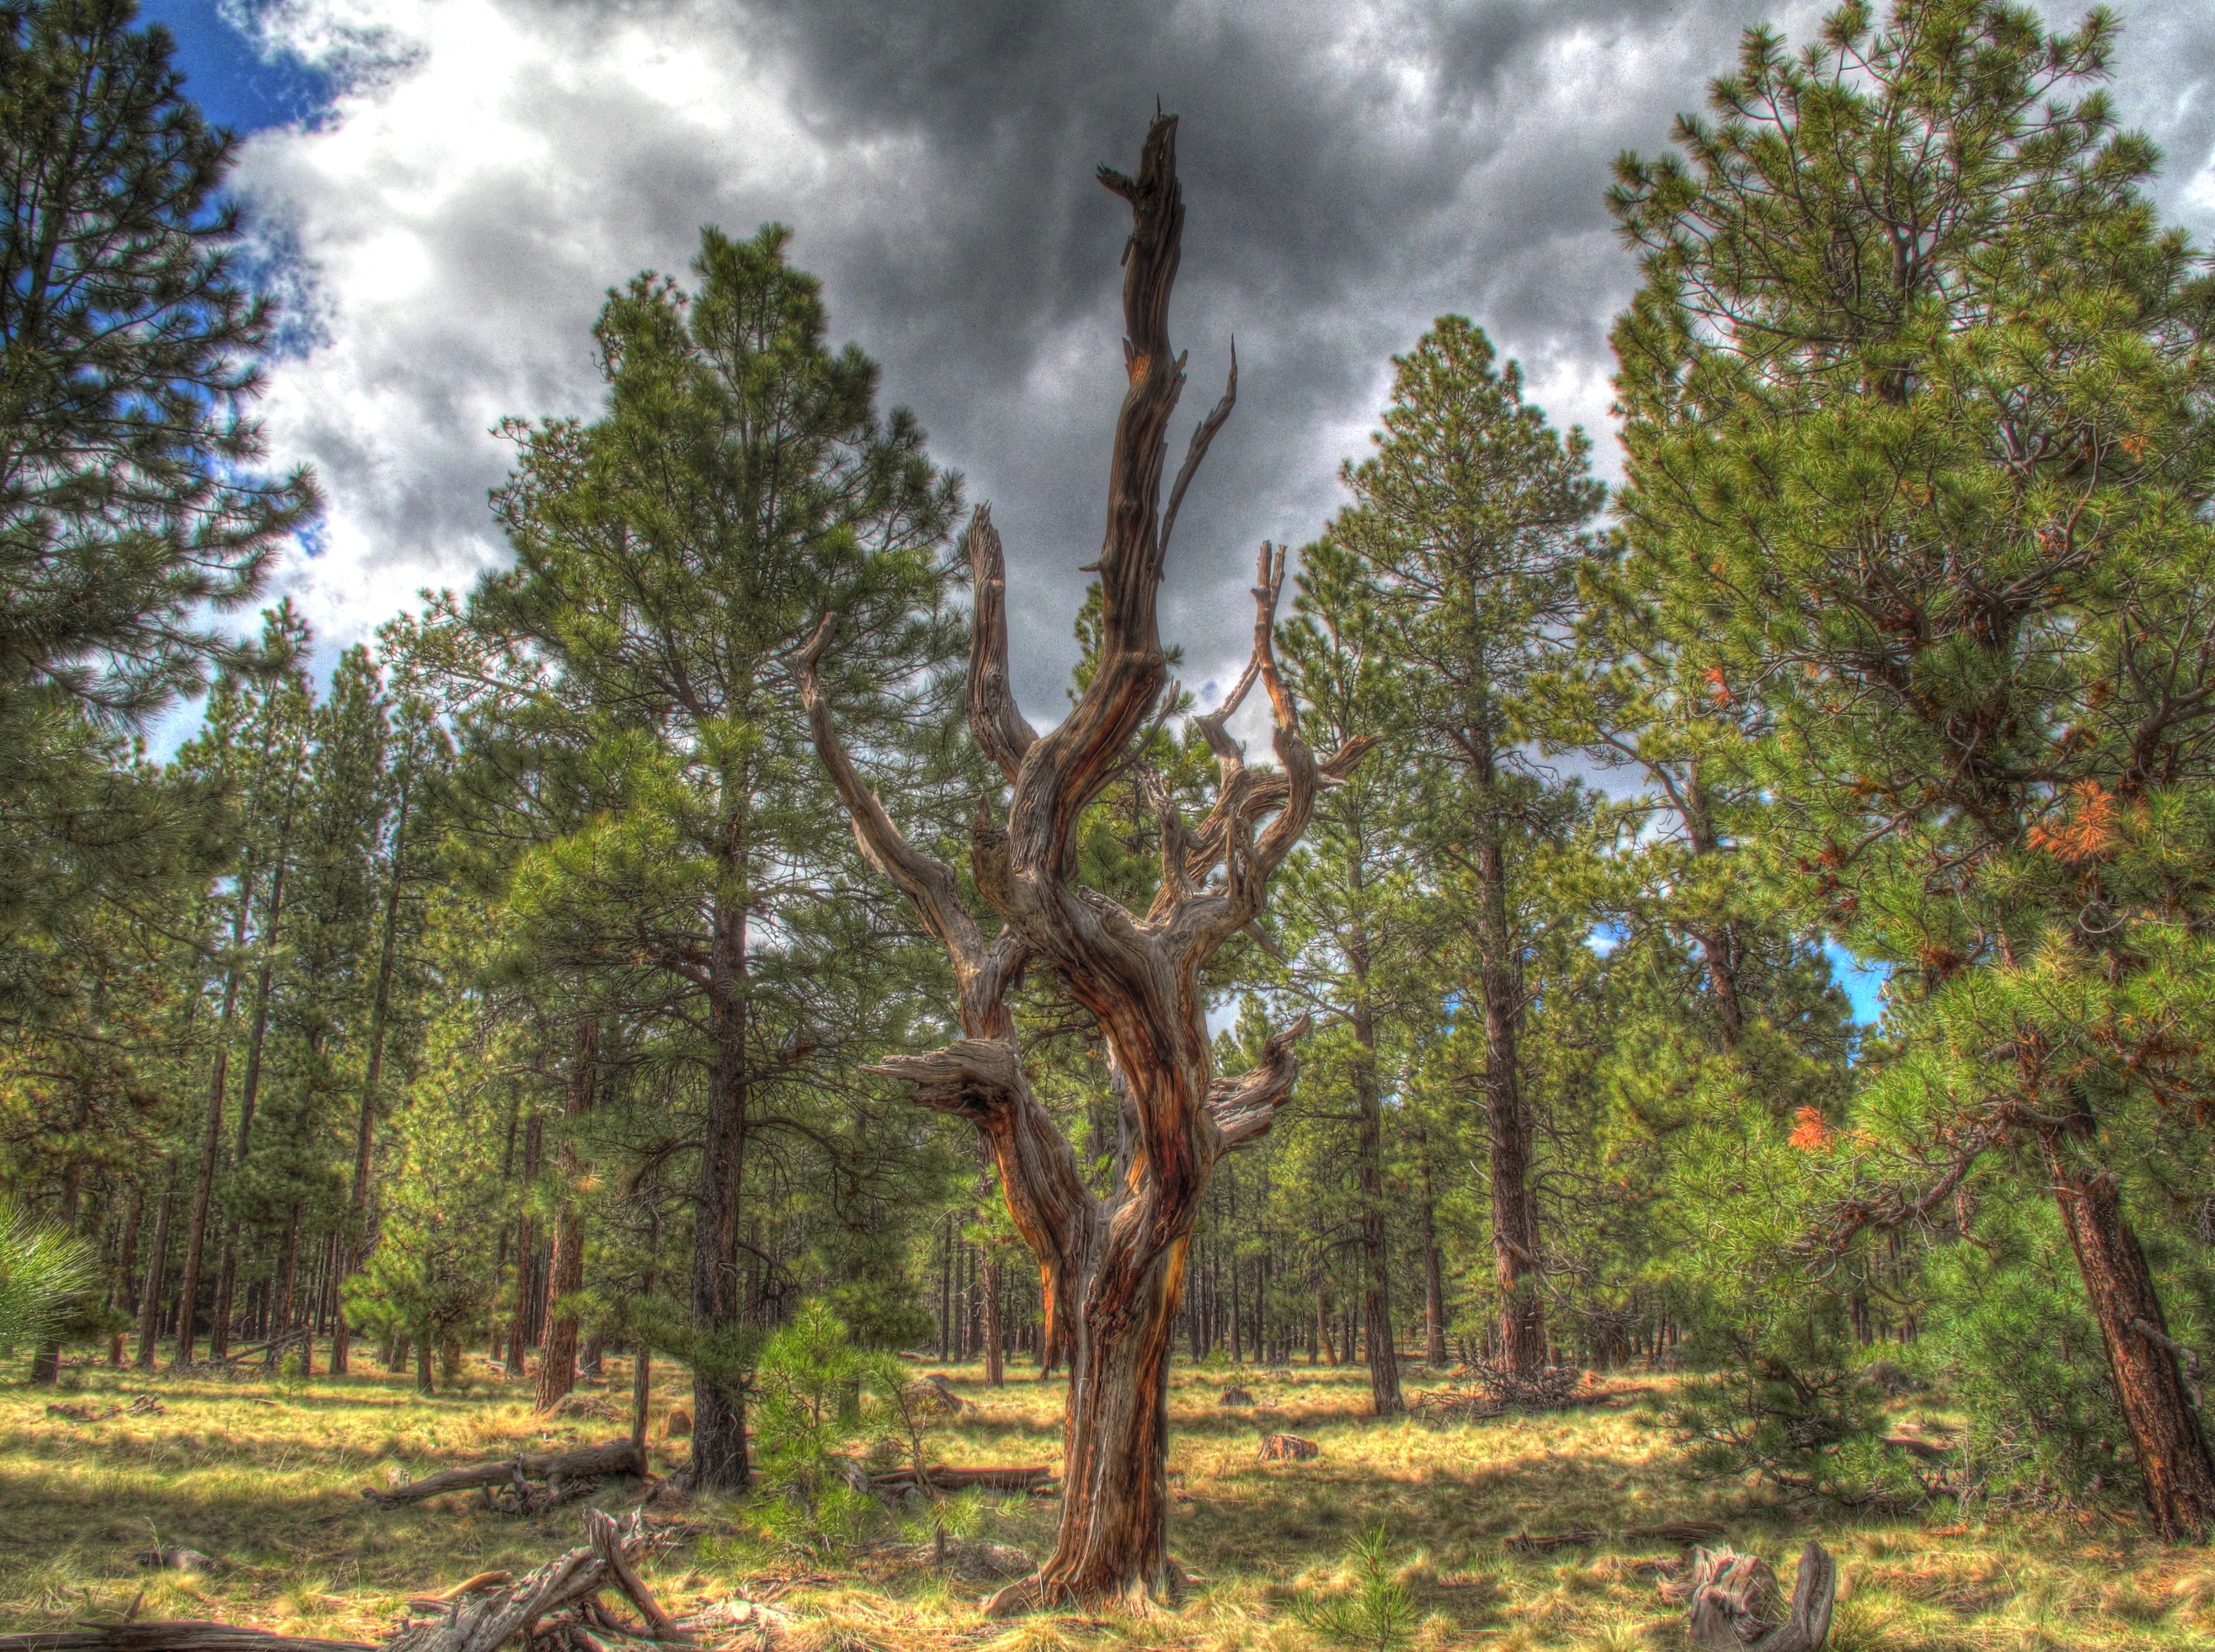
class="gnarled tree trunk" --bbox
[803,114,1368,1612]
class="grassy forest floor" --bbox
[3,1357,2212,1650]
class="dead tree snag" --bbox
[803,114,1367,1613]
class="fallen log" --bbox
[868,1464,1056,1493]
[361,1442,645,1507]
[0,1628,373,1652]
[1881,1432,1958,1463]
[1507,1521,1726,1555]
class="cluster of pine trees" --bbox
[5,0,2213,1541]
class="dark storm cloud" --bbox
[232,0,2215,724]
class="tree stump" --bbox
[1218,1387,1254,1406]
[1679,1542,1836,1651]
[1257,1433,1319,1462]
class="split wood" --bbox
[360,1442,644,1508]
[1663,1542,1837,1652]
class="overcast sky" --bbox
[152,0,2215,728]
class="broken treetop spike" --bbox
[1097,111,1178,204]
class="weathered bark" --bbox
[536,1017,598,1412]
[2040,1126,2215,1541]
[803,115,1361,1612]
[135,1160,177,1368]
[691,895,751,1490]
[415,1338,434,1396]
[334,773,412,1376]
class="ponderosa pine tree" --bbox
[454,223,960,1484]
[1273,543,1425,1415]
[803,115,1365,1611]
[1610,0,2215,1537]
[0,0,313,987]
[1316,317,1603,1377]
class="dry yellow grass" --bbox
[3,1356,2212,1649]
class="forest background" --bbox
[7,0,2215,1553]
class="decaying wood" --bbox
[579,1509,686,1643]
[869,1464,1057,1494]
[24,1515,682,1652]
[1506,1521,1725,1556]
[384,1510,657,1652]
[1257,1434,1320,1462]
[1218,1388,1254,1406]
[0,1629,374,1652]
[802,110,1369,1615]
[360,1441,644,1507]
[1673,1543,1837,1652]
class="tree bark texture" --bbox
[691,896,751,1490]
[1470,738,1544,1377]
[2040,1126,2215,1540]
[803,114,1368,1613]
[536,1016,598,1412]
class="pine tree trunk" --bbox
[691,898,751,1490]
[176,903,249,1367]
[2041,1127,2215,1540]
[109,1184,143,1367]
[415,1337,434,1395]
[135,1162,176,1368]
[1471,763,1544,1374]
[536,1018,598,1412]
[275,1202,302,1335]
[984,1252,1006,1386]
[334,773,410,1377]
[506,1114,545,1377]
[1419,1159,1448,1367]
[1351,997,1402,1415]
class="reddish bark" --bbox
[2041,1127,2215,1541]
